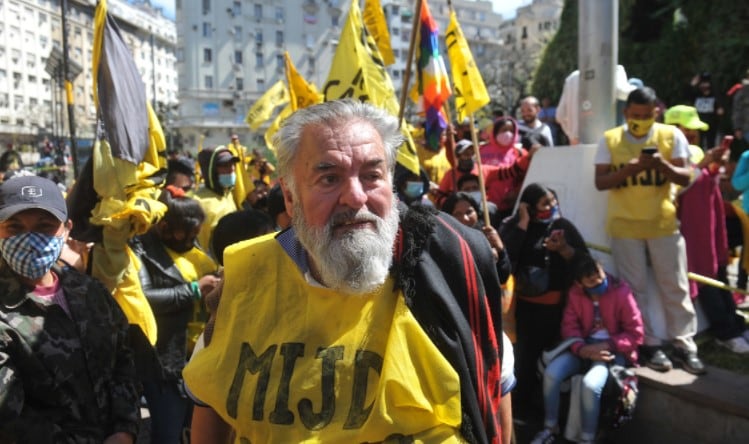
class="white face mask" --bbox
[496,131,514,147]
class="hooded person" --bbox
[394,163,433,207]
[194,146,240,257]
[480,116,523,168]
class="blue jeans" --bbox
[542,351,625,441]
[143,380,192,443]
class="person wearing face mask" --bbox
[0,175,140,443]
[499,183,589,421]
[195,145,240,258]
[130,186,220,443]
[437,138,537,212]
[394,164,434,208]
[594,87,706,376]
[531,255,643,444]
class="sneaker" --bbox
[716,336,749,354]
[670,347,707,375]
[641,347,673,372]
[530,428,557,444]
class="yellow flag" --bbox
[245,80,290,130]
[264,104,293,153]
[285,52,323,111]
[363,0,395,66]
[324,0,419,175]
[445,10,490,122]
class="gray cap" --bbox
[0,176,67,222]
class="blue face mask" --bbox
[585,276,609,296]
[0,232,65,280]
[403,181,424,199]
[218,172,236,189]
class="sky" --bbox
[149,0,531,21]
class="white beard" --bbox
[292,195,399,295]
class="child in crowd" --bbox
[531,255,644,444]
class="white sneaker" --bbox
[716,336,749,354]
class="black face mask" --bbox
[162,236,196,254]
[458,159,474,173]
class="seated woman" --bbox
[499,183,589,419]
[531,255,644,444]
[130,185,221,443]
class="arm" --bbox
[191,405,233,444]
[656,156,691,187]
[608,285,645,357]
[137,260,196,314]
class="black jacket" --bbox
[130,231,198,381]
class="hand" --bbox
[638,151,663,170]
[544,229,567,252]
[482,225,505,253]
[198,274,221,297]
[103,432,134,444]
[579,342,613,362]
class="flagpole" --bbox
[397,0,423,128]
[445,0,489,227]
[61,0,80,179]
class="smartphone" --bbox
[721,135,734,150]
[641,147,657,155]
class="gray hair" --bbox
[272,99,403,188]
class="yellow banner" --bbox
[264,104,293,153]
[363,0,395,66]
[245,80,290,130]
[285,51,323,111]
[324,0,419,175]
[445,11,490,122]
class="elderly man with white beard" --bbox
[183,99,504,444]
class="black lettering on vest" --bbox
[226,343,276,420]
[269,342,305,425]
[298,345,344,430]
[383,434,416,443]
[343,350,384,429]
[639,169,655,186]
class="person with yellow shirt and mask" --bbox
[183,99,504,443]
[594,87,705,375]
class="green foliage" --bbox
[531,0,749,112]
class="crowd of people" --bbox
[1,79,749,444]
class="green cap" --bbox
[664,105,709,131]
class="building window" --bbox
[232,1,241,16]
[275,30,283,46]
[14,95,23,110]
[0,93,7,108]
[236,77,244,91]
[308,56,315,70]
[257,78,265,89]
[332,14,339,27]
[202,22,212,37]
[255,52,264,67]
[204,75,213,89]
[254,4,262,21]
[276,54,284,70]
[203,48,212,63]
[234,50,242,64]
[275,6,284,21]
[28,74,36,83]
[202,0,210,14]
[233,25,242,41]
[255,30,263,44]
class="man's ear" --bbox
[279,178,294,217]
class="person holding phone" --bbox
[499,183,589,419]
[594,87,706,375]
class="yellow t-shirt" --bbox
[183,235,465,443]
[604,123,678,238]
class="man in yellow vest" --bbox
[184,99,504,443]
[594,87,705,375]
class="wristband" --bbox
[190,281,201,300]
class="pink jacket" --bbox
[563,275,644,365]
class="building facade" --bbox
[0,0,176,153]
[174,0,346,151]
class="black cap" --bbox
[215,149,240,165]
[0,175,67,222]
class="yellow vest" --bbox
[603,123,678,238]
[193,187,238,255]
[182,234,464,443]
